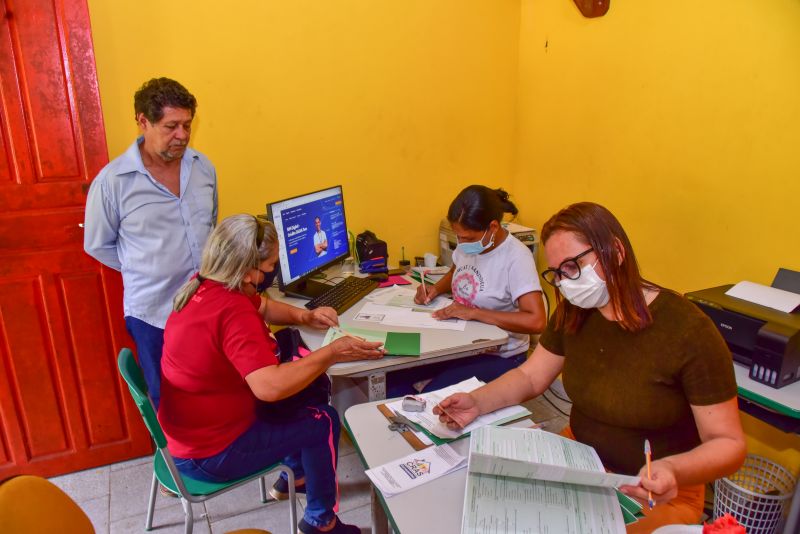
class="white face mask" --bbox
[558,261,610,309]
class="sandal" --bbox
[298,516,360,534]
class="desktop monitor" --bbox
[266,185,350,299]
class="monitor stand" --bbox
[283,278,333,300]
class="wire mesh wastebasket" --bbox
[714,454,796,534]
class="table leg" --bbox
[368,372,386,401]
[371,487,389,534]
[784,484,800,534]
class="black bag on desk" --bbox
[258,328,331,419]
[355,230,388,261]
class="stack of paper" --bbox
[385,377,532,442]
[409,267,447,286]
[378,286,450,310]
[365,444,467,497]
[355,301,466,331]
[461,426,644,534]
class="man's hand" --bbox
[433,393,480,429]
[432,301,475,321]
[329,336,385,363]
[303,307,338,329]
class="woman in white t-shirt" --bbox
[386,186,547,396]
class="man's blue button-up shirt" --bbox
[84,137,218,329]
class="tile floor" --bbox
[48,393,571,534]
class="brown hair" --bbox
[541,202,656,333]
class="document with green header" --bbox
[321,325,421,356]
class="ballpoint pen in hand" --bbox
[644,439,655,509]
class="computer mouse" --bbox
[367,273,389,282]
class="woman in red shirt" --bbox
[159,214,384,534]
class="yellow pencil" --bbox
[644,439,655,509]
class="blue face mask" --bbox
[457,229,495,255]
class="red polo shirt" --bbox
[158,280,278,458]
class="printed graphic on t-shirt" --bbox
[452,266,484,307]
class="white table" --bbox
[267,275,508,403]
[343,400,473,534]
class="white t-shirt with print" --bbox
[451,232,541,357]
[314,230,328,257]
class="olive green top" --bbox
[539,289,737,475]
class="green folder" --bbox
[384,331,421,356]
[408,271,438,285]
[322,326,421,357]
[616,490,645,525]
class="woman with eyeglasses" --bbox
[158,214,385,534]
[387,185,547,397]
[434,202,745,532]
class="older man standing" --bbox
[84,78,217,408]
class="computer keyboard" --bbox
[304,276,379,315]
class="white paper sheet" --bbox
[365,444,467,497]
[461,473,626,534]
[355,302,466,331]
[385,377,531,439]
[371,286,452,311]
[469,426,641,488]
[725,281,800,313]
[461,426,629,534]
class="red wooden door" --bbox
[0,0,152,478]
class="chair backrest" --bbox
[117,348,168,450]
[0,475,94,533]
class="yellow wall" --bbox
[514,0,800,472]
[86,0,520,261]
[88,0,800,473]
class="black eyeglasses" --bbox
[541,248,594,287]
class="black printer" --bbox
[686,270,800,389]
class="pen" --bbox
[331,326,365,341]
[644,439,654,509]
[420,270,428,302]
[433,399,465,429]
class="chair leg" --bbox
[259,476,267,503]
[145,472,158,531]
[181,497,194,534]
[285,467,297,532]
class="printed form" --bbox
[469,427,640,488]
[461,426,632,534]
[462,475,626,534]
[365,444,467,497]
[385,377,531,440]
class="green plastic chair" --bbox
[117,348,297,534]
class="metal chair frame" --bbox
[117,348,297,534]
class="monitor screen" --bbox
[267,186,350,291]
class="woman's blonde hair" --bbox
[173,214,278,311]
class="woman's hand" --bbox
[330,336,385,363]
[619,459,679,505]
[302,307,338,329]
[432,393,480,429]
[415,283,439,304]
[432,301,475,321]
